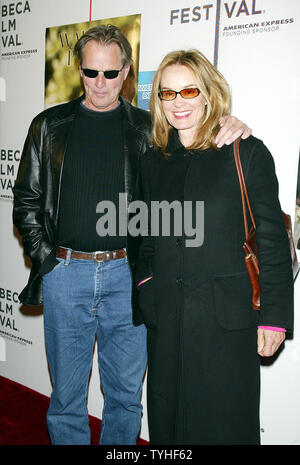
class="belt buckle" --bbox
[94,251,105,262]
[94,250,119,262]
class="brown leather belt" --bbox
[56,246,126,262]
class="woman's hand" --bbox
[257,328,286,357]
[216,115,252,148]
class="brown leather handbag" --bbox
[233,137,299,310]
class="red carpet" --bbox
[0,376,148,445]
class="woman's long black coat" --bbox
[136,132,293,445]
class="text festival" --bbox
[170,0,263,24]
[0,149,20,193]
[0,288,19,332]
[1,1,31,48]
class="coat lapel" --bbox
[121,98,148,206]
[48,98,82,226]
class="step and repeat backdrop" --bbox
[0,0,300,444]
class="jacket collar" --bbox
[166,129,189,156]
[52,95,150,222]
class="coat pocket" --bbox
[138,277,158,328]
[213,270,259,330]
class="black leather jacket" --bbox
[13,95,151,323]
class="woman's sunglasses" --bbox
[158,88,201,101]
[81,65,124,80]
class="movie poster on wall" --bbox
[0,0,41,202]
[44,14,141,108]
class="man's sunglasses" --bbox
[81,65,124,80]
[158,88,201,101]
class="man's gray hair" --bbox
[74,24,133,66]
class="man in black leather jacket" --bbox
[13,25,251,445]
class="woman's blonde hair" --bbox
[150,49,232,152]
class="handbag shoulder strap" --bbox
[233,137,256,239]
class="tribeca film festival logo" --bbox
[169,1,263,25]
[0,288,19,333]
[96,194,204,248]
[0,148,20,200]
[0,287,28,362]
[169,1,294,36]
[0,287,32,352]
[1,1,38,59]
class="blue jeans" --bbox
[42,249,147,445]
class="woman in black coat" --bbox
[136,49,294,445]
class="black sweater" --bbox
[58,102,126,251]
